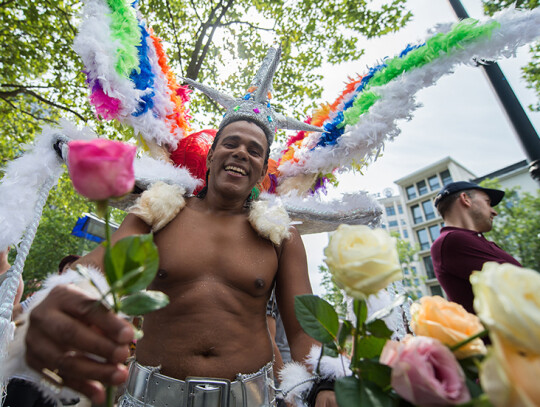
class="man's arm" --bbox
[25,213,151,403]
[274,227,337,407]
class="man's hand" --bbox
[315,390,338,407]
[26,285,134,404]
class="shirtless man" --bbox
[24,120,336,406]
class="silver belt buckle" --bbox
[184,377,231,407]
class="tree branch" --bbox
[0,97,57,124]
[194,0,235,78]
[0,87,87,122]
[164,0,184,73]
[185,1,223,79]
[189,0,204,24]
[216,20,275,32]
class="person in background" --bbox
[430,181,521,314]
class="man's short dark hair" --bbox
[437,189,476,219]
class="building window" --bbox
[416,290,423,298]
[422,200,436,221]
[403,230,408,239]
[423,256,435,279]
[406,185,417,200]
[430,285,444,297]
[385,206,396,217]
[428,175,440,191]
[417,180,428,196]
[429,224,441,242]
[440,169,452,186]
[411,205,423,224]
[381,224,387,229]
[398,204,403,214]
[417,229,430,250]
[389,220,398,228]
[411,266,417,275]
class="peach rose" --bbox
[68,139,136,201]
[410,296,486,359]
[480,334,540,407]
[380,335,470,406]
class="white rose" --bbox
[471,262,540,354]
[324,225,402,299]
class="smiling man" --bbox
[23,47,338,407]
[430,181,522,313]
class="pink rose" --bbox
[68,139,136,200]
[380,336,471,406]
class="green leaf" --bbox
[353,299,368,327]
[357,359,392,389]
[355,336,388,360]
[338,320,353,349]
[119,290,169,316]
[366,319,393,339]
[105,234,159,295]
[335,377,394,407]
[295,295,339,344]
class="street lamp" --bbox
[448,0,540,184]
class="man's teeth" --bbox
[225,165,246,175]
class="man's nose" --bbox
[491,208,498,216]
[232,146,248,159]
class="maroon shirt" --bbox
[430,226,521,314]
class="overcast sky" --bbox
[302,0,540,295]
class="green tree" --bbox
[482,0,540,111]
[391,232,421,298]
[479,179,540,269]
[319,264,348,319]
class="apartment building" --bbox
[392,157,476,297]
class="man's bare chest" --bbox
[150,207,278,296]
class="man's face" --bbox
[206,121,268,198]
[469,190,498,233]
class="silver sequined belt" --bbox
[119,361,276,407]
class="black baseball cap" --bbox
[434,181,504,208]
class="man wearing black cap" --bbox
[430,181,521,313]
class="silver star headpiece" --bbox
[183,46,322,147]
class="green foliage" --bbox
[137,0,411,130]
[319,264,348,319]
[479,179,540,269]
[482,0,540,111]
[391,232,421,297]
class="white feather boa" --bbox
[130,185,292,245]
[278,7,540,177]
[278,345,351,406]
[0,267,109,403]
[0,121,95,253]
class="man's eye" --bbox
[250,150,261,156]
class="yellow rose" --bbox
[480,334,540,407]
[471,262,540,354]
[323,225,402,299]
[410,296,486,359]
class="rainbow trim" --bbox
[75,0,191,150]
